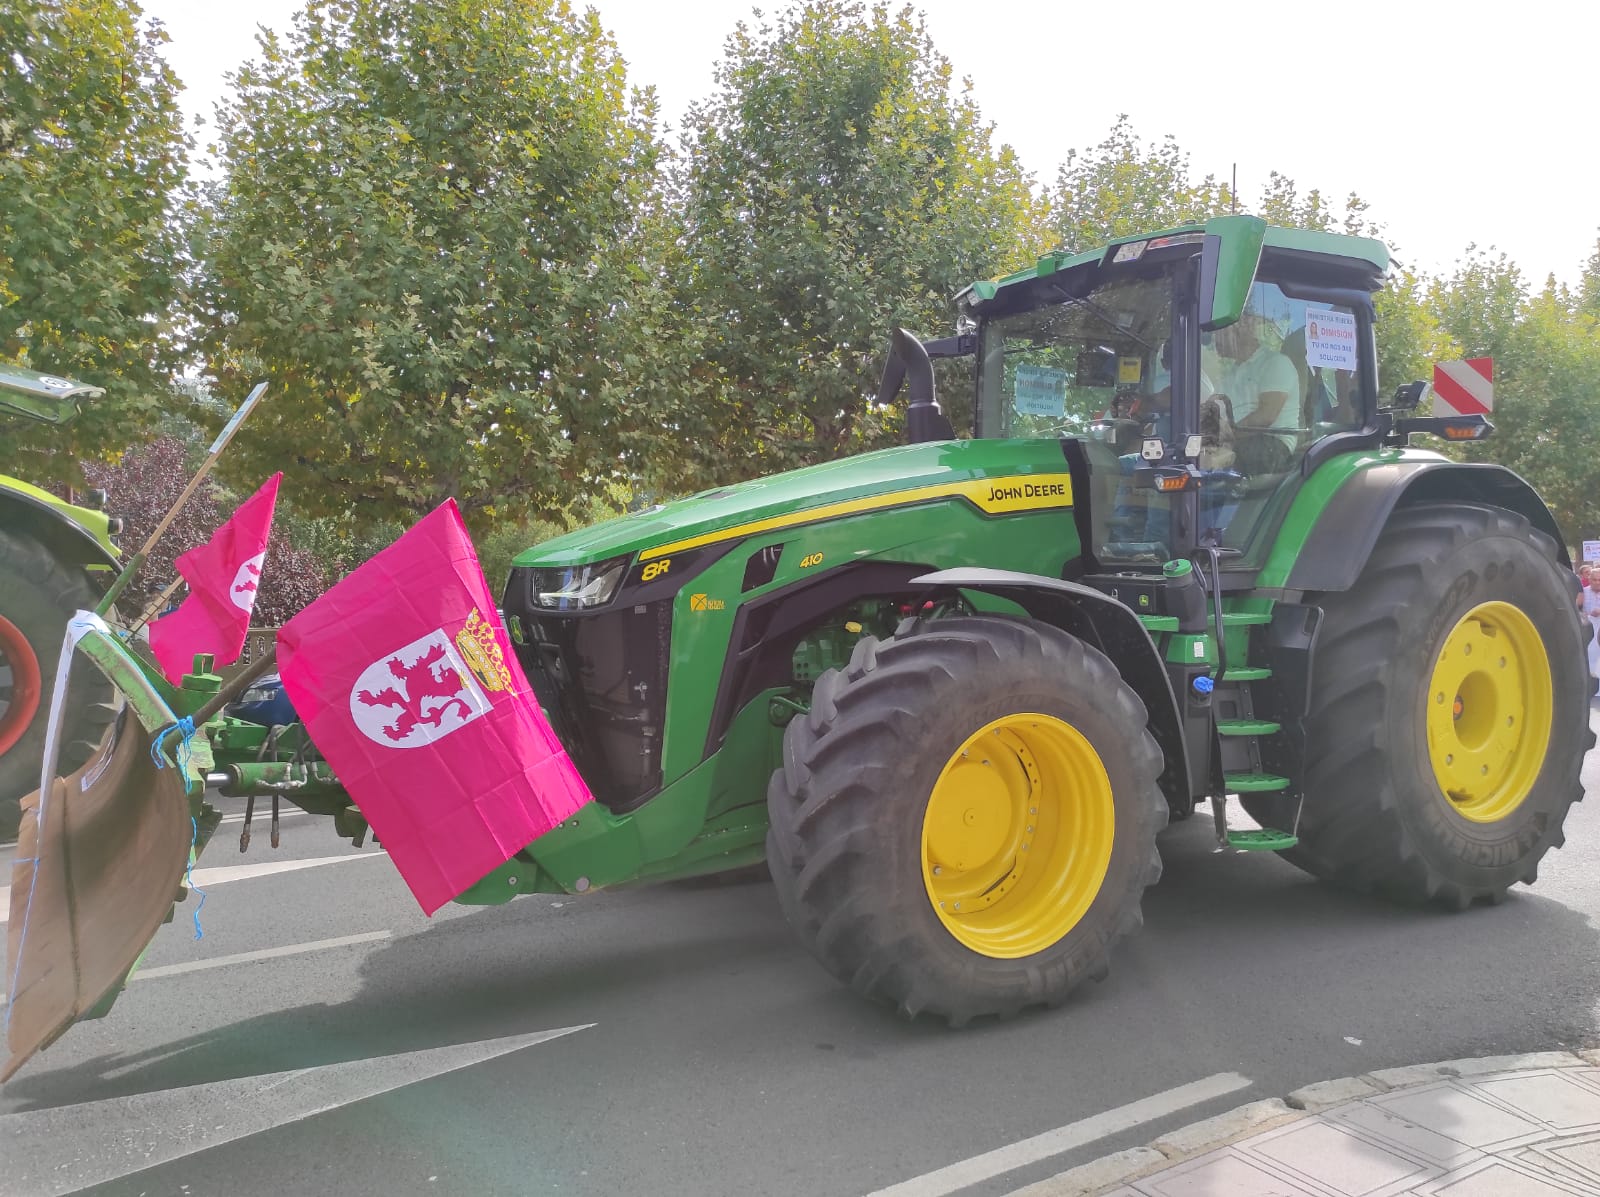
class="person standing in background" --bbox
[1582,564,1600,695]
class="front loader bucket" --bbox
[3,613,206,1082]
[3,719,189,1080]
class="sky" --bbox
[143,0,1599,288]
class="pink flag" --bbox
[275,500,593,914]
[148,472,281,684]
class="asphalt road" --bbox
[3,719,1599,1197]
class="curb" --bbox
[1008,1049,1600,1197]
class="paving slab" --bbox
[1012,1050,1600,1197]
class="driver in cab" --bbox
[1206,310,1301,473]
[1210,311,1298,428]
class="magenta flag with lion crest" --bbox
[277,500,592,914]
[149,472,281,684]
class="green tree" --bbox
[0,0,189,481]
[1372,267,1454,397]
[1255,171,1375,237]
[189,0,668,536]
[1576,232,1600,319]
[1431,253,1600,543]
[1249,170,1445,391]
[670,0,1043,475]
[1050,116,1231,251]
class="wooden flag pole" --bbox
[95,382,270,618]
[131,575,186,630]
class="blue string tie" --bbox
[150,718,205,938]
[185,816,206,941]
[149,716,196,780]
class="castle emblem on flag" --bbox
[454,608,515,693]
[349,630,489,748]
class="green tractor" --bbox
[5,216,1591,1077]
[0,366,122,840]
[489,216,1590,1022]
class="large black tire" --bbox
[766,616,1166,1025]
[1266,502,1592,906]
[0,528,117,840]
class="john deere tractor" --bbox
[483,214,1591,1024]
[5,217,1591,1077]
[0,366,122,839]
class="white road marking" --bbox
[0,1023,594,1196]
[0,850,384,922]
[186,851,383,887]
[862,1070,1254,1197]
[0,931,394,1006]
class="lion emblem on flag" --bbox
[229,551,267,613]
[349,629,490,748]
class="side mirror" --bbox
[1391,381,1427,411]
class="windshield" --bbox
[976,272,1175,441]
[976,269,1179,566]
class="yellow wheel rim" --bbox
[921,713,1115,959]
[1426,601,1552,823]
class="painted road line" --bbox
[0,851,384,921]
[862,1071,1254,1197]
[133,930,393,980]
[187,851,383,886]
[0,931,394,1007]
[0,850,384,923]
[0,1024,595,1196]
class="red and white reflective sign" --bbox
[1432,358,1494,417]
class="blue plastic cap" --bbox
[1193,675,1215,694]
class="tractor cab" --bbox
[954,215,1386,570]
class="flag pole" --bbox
[95,382,270,619]
[129,575,186,631]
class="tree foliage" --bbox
[81,437,329,625]
[15,7,1595,576]
[1431,253,1600,544]
[0,0,189,481]
[669,0,1043,475]
[1051,116,1231,252]
[188,0,667,537]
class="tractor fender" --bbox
[0,486,121,587]
[1282,460,1568,594]
[913,567,1190,807]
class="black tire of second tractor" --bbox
[1258,502,1592,907]
[766,615,1167,1025]
[0,528,117,840]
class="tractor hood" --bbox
[517,439,1070,568]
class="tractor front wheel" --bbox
[1286,503,1591,906]
[0,529,116,840]
[766,617,1166,1024]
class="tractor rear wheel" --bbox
[0,529,116,840]
[766,616,1166,1024]
[1281,502,1591,906]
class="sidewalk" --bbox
[1015,1050,1600,1197]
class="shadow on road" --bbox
[7,814,1598,1113]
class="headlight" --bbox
[238,686,276,705]
[532,556,629,610]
